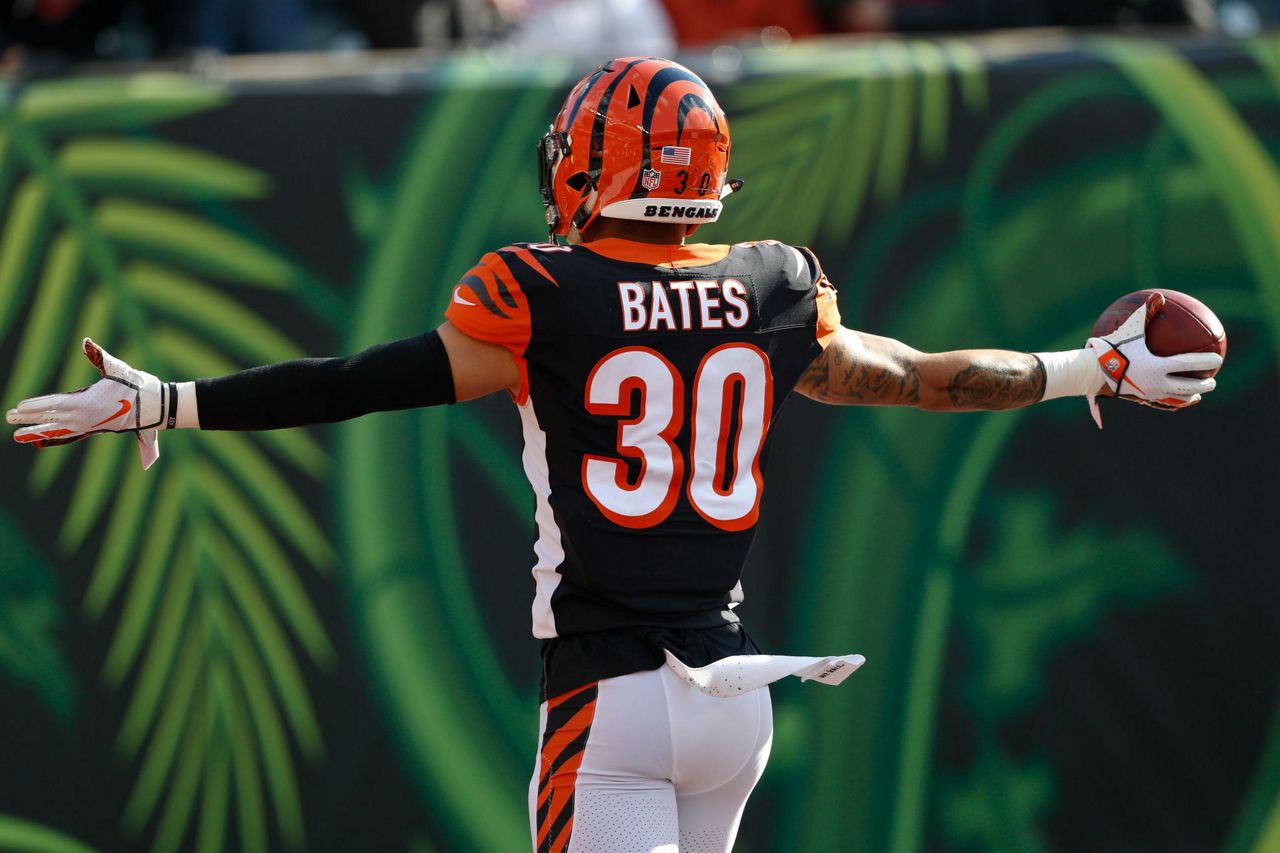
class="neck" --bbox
[579,218,687,245]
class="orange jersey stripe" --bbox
[507,246,560,286]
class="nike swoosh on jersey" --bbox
[90,399,132,428]
[453,286,477,307]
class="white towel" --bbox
[664,649,865,698]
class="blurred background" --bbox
[3,2,1280,853]
[0,0,1275,71]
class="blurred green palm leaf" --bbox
[773,39,1276,853]
[961,495,1191,715]
[705,40,987,249]
[1086,42,1280,853]
[0,813,95,853]
[0,76,334,852]
[0,511,76,724]
[941,493,1191,850]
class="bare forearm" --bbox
[919,350,1045,411]
[795,329,1046,411]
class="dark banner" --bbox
[1,33,1278,852]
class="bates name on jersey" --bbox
[616,279,751,332]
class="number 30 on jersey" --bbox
[582,343,772,531]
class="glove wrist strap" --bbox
[1035,348,1104,400]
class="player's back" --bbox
[445,237,840,652]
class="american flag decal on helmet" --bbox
[660,145,692,165]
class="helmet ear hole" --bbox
[565,171,590,193]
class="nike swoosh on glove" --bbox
[6,338,167,469]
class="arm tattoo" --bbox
[798,332,1047,410]
[947,356,1046,410]
[796,354,830,399]
[797,334,922,405]
[839,340,921,405]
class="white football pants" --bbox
[530,664,773,853]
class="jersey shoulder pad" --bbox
[729,239,824,293]
[785,244,830,293]
[492,243,569,288]
[444,245,552,356]
[748,242,840,345]
[788,245,840,346]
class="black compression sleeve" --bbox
[195,330,456,430]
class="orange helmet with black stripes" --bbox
[538,57,734,239]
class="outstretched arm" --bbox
[190,320,518,427]
[794,328,1052,411]
[7,321,518,466]
[797,295,1222,418]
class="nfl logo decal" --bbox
[642,168,662,190]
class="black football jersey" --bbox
[445,237,840,695]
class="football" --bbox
[1091,288,1227,379]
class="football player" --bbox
[8,58,1220,853]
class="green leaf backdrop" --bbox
[1,35,1278,852]
[1,75,337,852]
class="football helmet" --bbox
[538,57,734,238]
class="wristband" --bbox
[171,381,200,429]
[1035,348,1103,401]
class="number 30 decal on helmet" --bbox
[537,57,740,240]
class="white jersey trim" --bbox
[519,396,564,639]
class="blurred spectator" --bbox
[1,0,128,59]
[0,0,308,68]
[0,0,1224,75]
[493,0,673,56]
[188,0,306,53]
[0,0,187,70]
[657,0,824,46]
[818,0,1201,32]
[1045,0,1195,26]
[341,0,427,48]
[826,0,892,33]
[1217,0,1264,34]
[342,0,522,49]
[341,0,671,54]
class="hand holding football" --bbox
[1091,288,1227,379]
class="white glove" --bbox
[1084,292,1223,428]
[7,338,170,469]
